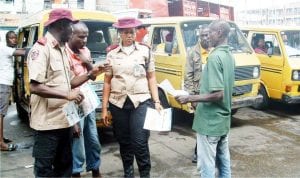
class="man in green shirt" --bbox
[176,20,235,178]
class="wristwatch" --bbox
[87,73,93,80]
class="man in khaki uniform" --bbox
[184,24,210,164]
[27,9,102,177]
[184,24,210,95]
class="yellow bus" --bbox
[142,17,263,114]
[14,9,117,127]
[242,26,300,109]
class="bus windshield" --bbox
[181,21,252,53]
[44,20,115,63]
[281,30,300,57]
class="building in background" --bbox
[168,0,234,20]
[236,1,300,26]
[11,0,300,28]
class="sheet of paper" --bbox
[63,101,81,126]
[158,79,189,96]
[79,83,100,117]
[143,108,172,131]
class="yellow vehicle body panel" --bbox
[242,26,300,104]
[143,17,262,113]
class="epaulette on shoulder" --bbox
[139,42,151,49]
[106,44,119,53]
[37,37,47,46]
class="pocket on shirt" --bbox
[111,77,125,92]
[133,78,149,94]
[47,98,68,109]
[49,60,65,84]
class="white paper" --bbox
[158,79,189,96]
[143,108,172,131]
[63,101,81,126]
[79,83,100,117]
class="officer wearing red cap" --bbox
[27,8,102,177]
[102,17,163,178]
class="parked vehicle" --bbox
[242,26,300,109]
[14,9,117,127]
[142,17,262,114]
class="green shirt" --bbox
[192,45,235,136]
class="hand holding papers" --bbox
[158,79,188,96]
[158,79,195,113]
[143,108,172,131]
[79,83,100,117]
[63,101,81,126]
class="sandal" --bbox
[3,137,13,143]
[1,143,17,151]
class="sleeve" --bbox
[146,48,155,72]
[184,49,195,94]
[1,45,15,57]
[192,44,202,84]
[105,52,113,76]
[27,45,48,83]
[69,69,75,80]
[7,46,15,56]
[207,54,224,92]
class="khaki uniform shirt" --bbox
[184,42,203,95]
[106,43,155,108]
[27,32,72,130]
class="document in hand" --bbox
[79,83,100,117]
[143,108,172,131]
[158,79,189,96]
[63,101,81,126]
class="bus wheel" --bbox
[231,109,238,115]
[253,85,269,110]
[16,102,29,121]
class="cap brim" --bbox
[44,18,78,27]
[113,22,142,29]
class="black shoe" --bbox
[192,154,197,163]
[92,169,101,178]
[3,137,12,143]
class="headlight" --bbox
[253,66,259,78]
[292,70,299,80]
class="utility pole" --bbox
[22,0,27,14]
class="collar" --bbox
[201,46,210,55]
[65,43,89,62]
[211,45,229,53]
[117,41,139,53]
[65,43,79,61]
[45,32,60,48]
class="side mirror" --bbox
[267,48,273,56]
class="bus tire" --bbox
[253,85,269,110]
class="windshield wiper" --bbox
[289,54,300,57]
[229,46,252,54]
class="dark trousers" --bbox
[110,98,151,178]
[32,127,73,178]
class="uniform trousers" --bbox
[33,127,73,177]
[110,98,151,178]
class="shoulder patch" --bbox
[37,37,47,46]
[106,44,119,53]
[30,49,40,60]
[139,42,151,49]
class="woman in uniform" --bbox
[102,17,163,178]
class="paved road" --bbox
[0,103,299,177]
